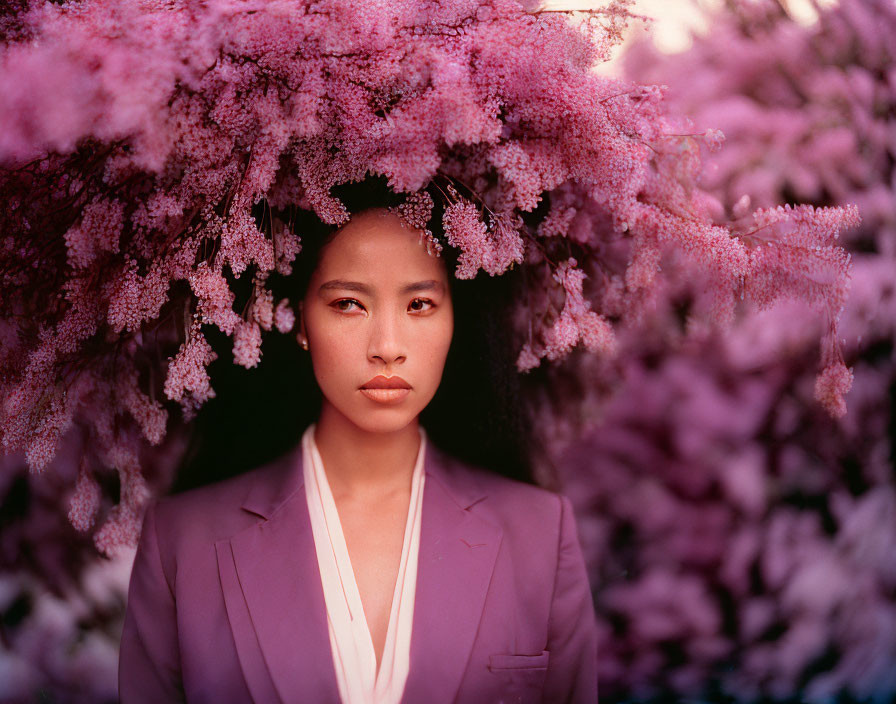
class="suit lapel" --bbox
[219,435,502,704]
[401,443,503,704]
[223,441,340,703]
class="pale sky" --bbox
[537,0,838,75]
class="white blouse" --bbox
[301,423,427,704]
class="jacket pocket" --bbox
[488,650,550,671]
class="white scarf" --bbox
[302,423,426,704]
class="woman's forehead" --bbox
[315,209,447,280]
[315,277,447,297]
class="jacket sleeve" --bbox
[119,499,186,703]
[543,494,599,704]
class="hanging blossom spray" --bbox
[0,0,860,554]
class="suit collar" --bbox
[238,439,303,520]
[239,432,488,519]
[222,432,501,704]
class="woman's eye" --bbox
[332,298,434,313]
[333,299,363,312]
[409,298,435,312]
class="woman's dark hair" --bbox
[172,174,537,492]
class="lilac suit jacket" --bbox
[119,439,598,703]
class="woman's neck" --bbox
[313,405,421,503]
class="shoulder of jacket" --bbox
[435,450,563,526]
[150,450,294,545]
[436,456,569,584]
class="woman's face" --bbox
[299,208,454,434]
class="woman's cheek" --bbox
[310,330,354,390]
[421,322,454,389]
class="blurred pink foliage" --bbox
[0,0,858,555]
[523,0,896,699]
[0,548,132,704]
[0,424,188,703]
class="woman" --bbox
[118,179,598,704]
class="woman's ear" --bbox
[297,300,309,349]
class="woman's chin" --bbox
[319,392,432,435]
[334,405,420,436]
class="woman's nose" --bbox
[367,309,407,365]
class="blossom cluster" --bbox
[0,0,857,553]
[519,0,896,699]
[0,426,172,702]
[543,321,896,701]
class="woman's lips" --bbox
[362,375,410,389]
[360,375,411,403]
[359,387,410,404]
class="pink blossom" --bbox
[232,318,262,369]
[162,320,218,417]
[67,460,101,532]
[703,128,725,152]
[273,298,295,334]
[813,362,854,419]
[272,217,303,276]
[189,261,241,336]
[251,284,274,332]
[64,197,125,269]
[390,190,444,256]
[219,209,276,280]
[116,364,167,446]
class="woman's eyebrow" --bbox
[318,279,444,295]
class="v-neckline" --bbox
[329,490,412,682]
[305,426,426,691]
